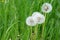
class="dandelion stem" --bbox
[41,13,46,40]
[34,24,38,40]
[30,27,32,40]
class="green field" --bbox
[0,0,60,40]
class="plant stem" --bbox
[34,24,38,40]
[41,13,46,40]
[30,27,32,40]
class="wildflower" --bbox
[32,12,45,24]
[26,16,37,26]
[41,3,52,13]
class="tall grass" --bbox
[0,0,60,40]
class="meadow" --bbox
[0,0,60,40]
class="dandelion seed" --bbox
[32,12,45,24]
[41,3,52,13]
[26,16,37,26]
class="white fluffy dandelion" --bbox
[32,12,41,16]
[41,3,52,13]
[26,16,37,26]
[32,12,45,24]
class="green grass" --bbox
[0,0,60,40]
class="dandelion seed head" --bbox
[26,16,36,26]
[32,12,45,24]
[32,12,41,16]
[41,3,52,13]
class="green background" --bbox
[0,0,60,40]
